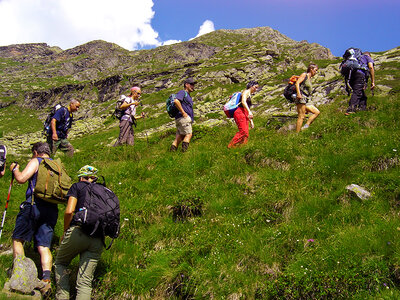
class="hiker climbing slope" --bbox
[9,142,61,297]
[228,81,259,148]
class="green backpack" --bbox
[34,158,72,204]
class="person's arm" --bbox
[174,98,189,119]
[368,62,375,90]
[10,159,39,184]
[295,73,307,99]
[64,196,77,232]
[50,118,58,141]
[119,98,139,110]
[241,90,253,119]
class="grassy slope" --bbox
[0,59,399,299]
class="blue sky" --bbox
[0,0,398,57]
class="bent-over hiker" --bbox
[292,64,320,132]
[228,80,259,148]
[345,52,375,115]
[114,86,145,146]
[170,77,196,152]
[55,165,103,300]
[9,142,58,297]
[47,99,80,156]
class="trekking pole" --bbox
[0,171,15,240]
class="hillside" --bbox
[0,27,399,298]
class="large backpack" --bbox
[73,180,120,249]
[223,92,242,118]
[340,47,369,79]
[43,104,64,134]
[113,95,127,120]
[34,158,72,204]
[283,75,300,103]
[166,91,188,118]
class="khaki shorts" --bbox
[175,116,193,135]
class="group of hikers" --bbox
[0,47,375,299]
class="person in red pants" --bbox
[228,81,259,148]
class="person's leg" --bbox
[347,72,364,113]
[55,226,87,300]
[304,105,320,126]
[296,104,306,132]
[228,108,249,148]
[12,239,25,258]
[59,139,74,157]
[114,120,132,146]
[75,232,103,300]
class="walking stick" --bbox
[0,172,14,240]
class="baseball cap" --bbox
[184,77,197,85]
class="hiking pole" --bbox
[0,171,15,240]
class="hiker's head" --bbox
[246,80,259,93]
[77,165,98,182]
[31,142,51,157]
[130,86,141,100]
[69,99,80,112]
[307,63,319,77]
[184,77,196,91]
[363,51,371,57]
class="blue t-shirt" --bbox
[175,90,194,120]
[52,107,72,139]
[357,55,374,78]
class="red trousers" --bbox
[228,107,249,148]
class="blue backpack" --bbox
[223,92,242,118]
[340,47,369,79]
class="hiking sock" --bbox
[170,144,177,152]
[42,270,51,281]
[182,142,189,152]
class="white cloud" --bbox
[0,0,161,50]
[162,40,182,46]
[193,20,215,39]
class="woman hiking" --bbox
[228,80,259,148]
[292,63,320,132]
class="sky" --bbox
[0,0,399,57]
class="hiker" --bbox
[9,142,58,297]
[228,80,259,148]
[170,77,196,152]
[292,64,320,132]
[0,144,6,177]
[47,99,80,156]
[114,86,145,146]
[54,165,103,300]
[345,52,375,115]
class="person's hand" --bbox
[296,93,302,100]
[10,162,18,172]
[141,112,146,118]
[371,82,375,90]
[52,132,58,141]
[250,119,255,129]
[183,112,189,119]
[248,112,254,119]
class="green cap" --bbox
[77,165,98,178]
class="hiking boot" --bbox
[301,124,309,131]
[182,142,189,152]
[39,279,52,299]
[0,144,6,172]
[170,144,177,152]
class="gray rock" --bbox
[346,184,371,200]
[3,255,44,295]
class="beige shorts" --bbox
[175,116,193,135]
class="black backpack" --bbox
[73,179,120,249]
[43,104,64,134]
[113,95,127,120]
[340,47,370,95]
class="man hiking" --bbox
[9,142,58,297]
[55,165,103,300]
[114,86,145,146]
[47,99,80,156]
[345,51,375,115]
[170,77,196,152]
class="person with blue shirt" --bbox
[345,52,375,115]
[47,99,80,156]
[170,77,196,152]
